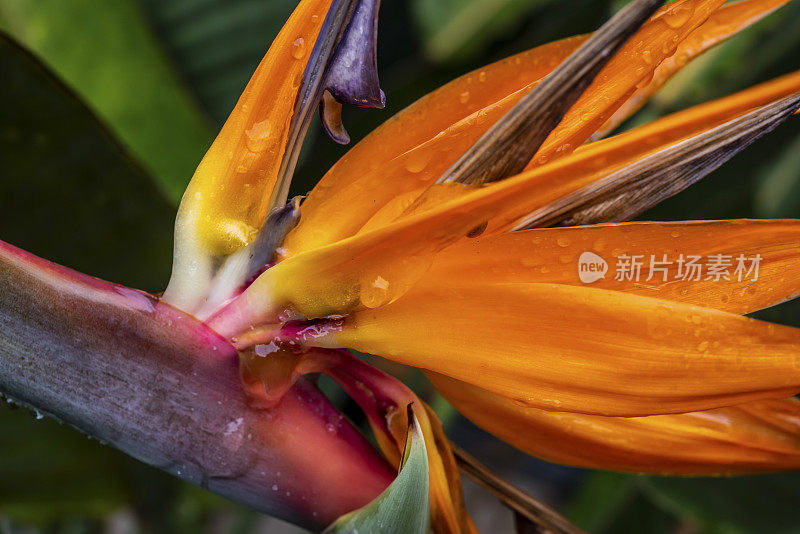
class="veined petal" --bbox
[593,0,791,138]
[281,36,587,256]
[164,0,334,312]
[303,283,800,417]
[209,75,800,334]
[526,0,726,169]
[284,0,742,256]
[419,220,800,315]
[430,373,800,475]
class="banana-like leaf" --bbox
[325,408,430,534]
[0,0,212,201]
[0,32,174,292]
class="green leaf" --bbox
[642,474,800,534]
[324,409,430,534]
[411,0,555,63]
[0,32,175,291]
[136,0,299,126]
[0,0,213,201]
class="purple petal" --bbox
[326,0,385,109]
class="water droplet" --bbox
[556,237,571,248]
[360,275,390,308]
[478,71,487,82]
[641,50,652,65]
[272,484,279,491]
[405,151,430,173]
[663,3,693,29]
[245,120,272,152]
[459,91,470,104]
[687,312,703,325]
[292,37,306,59]
[593,238,606,252]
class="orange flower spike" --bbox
[281,36,588,257]
[164,0,332,311]
[528,0,726,169]
[430,374,800,476]
[594,0,791,138]
[420,220,800,315]
[489,71,800,233]
[283,0,785,254]
[305,283,800,417]
[184,0,329,252]
[208,74,800,335]
[560,69,800,180]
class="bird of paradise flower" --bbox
[2,0,800,532]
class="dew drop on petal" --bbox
[292,37,306,59]
[663,3,693,29]
[245,120,272,153]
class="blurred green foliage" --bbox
[0,0,213,201]
[0,0,799,532]
[0,34,174,291]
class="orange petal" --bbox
[281,36,588,257]
[426,69,800,235]
[286,0,739,256]
[165,0,331,310]
[420,220,800,315]
[430,372,800,475]
[208,71,800,334]
[594,0,790,138]
[305,283,800,417]
[527,0,726,169]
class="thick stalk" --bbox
[0,241,393,531]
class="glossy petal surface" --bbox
[165,0,332,311]
[420,220,800,314]
[309,283,800,416]
[430,373,800,475]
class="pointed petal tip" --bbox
[321,90,352,144]
[320,0,385,142]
